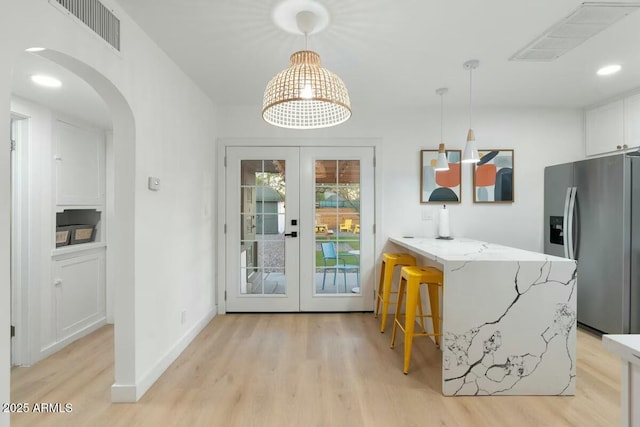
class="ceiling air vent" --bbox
[510,2,640,62]
[52,0,120,51]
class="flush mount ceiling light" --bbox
[31,74,62,88]
[597,64,622,76]
[462,60,480,164]
[262,3,351,129]
[25,47,46,52]
[434,87,450,171]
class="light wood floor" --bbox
[11,314,621,427]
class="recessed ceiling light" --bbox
[31,74,62,88]
[25,47,46,52]
[597,64,622,76]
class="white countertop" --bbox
[389,236,571,263]
[603,334,640,364]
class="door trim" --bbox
[10,115,29,366]
[217,138,383,314]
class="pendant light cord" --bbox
[296,10,314,51]
[469,66,473,129]
[440,92,444,143]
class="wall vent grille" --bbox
[53,0,120,51]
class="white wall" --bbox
[1,0,218,418]
[0,27,11,427]
[217,104,584,253]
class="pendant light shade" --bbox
[435,143,449,171]
[463,129,480,163]
[262,50,351,129]
[462,60,480,163]
[434,87,450,171]
[262,9,351,129]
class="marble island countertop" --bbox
[389,236,570,263]
[387,235,577,396]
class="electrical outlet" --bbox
[181,310,187,324]
[421,207,433,221]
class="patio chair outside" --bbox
[339,219,353,232]
[320,242,359,291]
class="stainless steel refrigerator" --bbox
[544,153,640,334]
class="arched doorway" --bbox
[7,48,137,403]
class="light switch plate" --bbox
[421,206,433,221]
[148,176,160,191]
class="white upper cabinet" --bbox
[585,100,624,156]
[624,92,640,150]
[586,91,640,157]
[54,120,105,206]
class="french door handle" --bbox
[284,231,298,238]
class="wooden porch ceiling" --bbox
[315,160,360,185]
[242,159,361,185]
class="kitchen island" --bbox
[602,334,640,427]
[389,237,577,396]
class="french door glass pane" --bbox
[314,160,361,294]
[240,160,286,295]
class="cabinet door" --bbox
[625,93,640,150]
[53,251,106,341]
[54,120,105,205]
[585,100,624,156]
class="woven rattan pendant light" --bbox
[262,10,351,129]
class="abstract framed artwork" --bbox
[473,149,514,203]
[420,149,461,204]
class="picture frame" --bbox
[420,149,461,204]
[473,149,514,203]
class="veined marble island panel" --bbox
[389,237,577,396]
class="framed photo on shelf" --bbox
[420,149,461,204]
[473,149,514,203]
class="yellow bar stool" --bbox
[375,253,417,333]
[390,265,444,374]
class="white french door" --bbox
[225,147,300,311]
[299,147,374,311]
[225,146,374,312]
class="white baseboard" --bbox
[37,317,107,364]
[111,384,137,403]
[110,307,217,403]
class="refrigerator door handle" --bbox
[563,187,572,259]
[567,186,577,260]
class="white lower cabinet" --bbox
[52,250,106,342]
